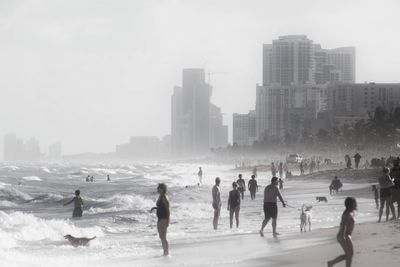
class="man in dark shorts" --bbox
[64,190,83,218]
[259,177,286,237]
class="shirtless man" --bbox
[328,197,357,267]
[64,190,83,218]
[212,177,221,230]
[259,177,286,237]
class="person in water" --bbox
[248,175,258,200]
[64,190,83,218]
[107,175,111,181]
[327,197,357,267]
[90,176,94,182]
[86,175,90,182]
[150,183,170,256]
[259,177,286,237]
[227,182,241,228]
[198,167,203,185]
[212,177,222,230]
[236,174,246,200]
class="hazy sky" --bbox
[1,0,400,156]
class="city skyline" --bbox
[1,0,400,157]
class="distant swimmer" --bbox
[236,174,246,200]
[86,176,90,182]
[64,190,83,218]
[327,197,357,267]
[259,177,286,237]
[212,177,222,230]
[198,167,203,185]
[90,176,94,182]
[150,183,170,256]
[107,175,111,181]
[227,182,241,228]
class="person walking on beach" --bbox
[353,153,361,169]
[236,174,246,200]
[327,197,357,267]
[212,177,222,230]
[150,183,170,256]
[64,190,83,218]
[198,167,203,185]
[248,175,258,200]
[259,177,286,237]
[345,155,352,169]
[271,162,277,177]
[371,185,379,209]
[378,167,396,222]
[227,182,241,228]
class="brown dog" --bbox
[64,234,96,247]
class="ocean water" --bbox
[0,162,377,267]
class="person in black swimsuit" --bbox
[227,182,241,228]
[150,183,170,256]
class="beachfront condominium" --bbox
[171,68,228,155]
[327,82,400,126]
[232,111,256,146]
[257,35,355,140]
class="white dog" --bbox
[300,205,312,232]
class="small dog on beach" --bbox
[64,234,96,247]
[300,205,312,232]
[316,196,328,202]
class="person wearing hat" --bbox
[212,177,222,230]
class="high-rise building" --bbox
[327,82,400,126]
[256,84,327,139]
[48,142,62,160]
[233,110,256,146]
[258,35,355,140]
[3,134,41,161]
[171,68,228,155]
[269,35,314,86]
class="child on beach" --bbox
[327,197,357,267]
[371,185,379,209]
[64,190,83,218]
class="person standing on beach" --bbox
[236,174,246,200]
[259,177,286,237]
[278,162,283,179]
[278,178,284,190]
[150,183,170,256]
[327,197,357,267]
[227,182,241,228]
[212,177,222,230]
[300,161,305,175]
[107,175,111,181]
[253,166,258,178]
[271,162,277,177]
[353,153,361,169]
[371,185,379,209]
[378,167,396,222]
[64,190,83,218]
[248,175,258,200]
[198,167,203,185]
